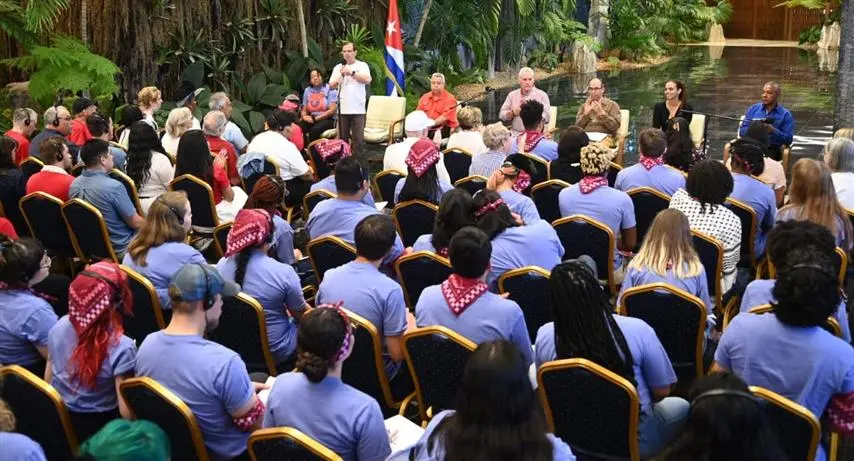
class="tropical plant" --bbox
[0,0,69,49]
[230,71,291,136]
[339,24,373,52]
[799,25,823,44]
[312,0,362,49]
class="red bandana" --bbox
[437,247,449,258]
[315,139,351,162]
[69,262,131,332]
[522,131,545,152]
[638,155,663,171]
[579,175,609,194]
[441,274,488,316]
[405,139,441,177]
[474,198,506,218]
[512,170,532,193]
[225,209,272,257]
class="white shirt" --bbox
[40,165,70,175]
[247,131,310,181]
[833,172,854,210]
[161,132,181,157]
[329,60,371,115]
[383,137,451,184]
[139,152,175,214]
[446,130,488,155]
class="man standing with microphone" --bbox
[739,81,794,161]
[330,42,372,155]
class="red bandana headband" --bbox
[474,198,506,218]
[315,139,351,162]
[406,139,441,177]
[523,130,545,152]
[512,170,532,193]
[68,262,132,332]
[579,175,609,194]
[638,155,664,171]
[441,274,488,316]
[225,209,272,257]
[316,302,354,362]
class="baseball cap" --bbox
[169,264,240,303]
[404,111,435,132]
[72,97,97,115]
[176,82,204,108]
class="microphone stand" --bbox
[452,87,496,110]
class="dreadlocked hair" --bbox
[549,260,636,384]
[245,175,287,216]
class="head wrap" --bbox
[405,139,441,177]
[512,169,532,193]
[315,139,352,163]
[69,262,132,332]
[225,209,272,257]
[278,95,301,112]
[316,302,354,362]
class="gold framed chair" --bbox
[305,139,333,181]
[241,157,281,196]
[120,377,210,461]
[627,187,671,248]
[248,427,342,461]
[213,222,233,259]
[61,198,119,263]
[373,169,406,206]
[691,230,724,315]
[442,147,473,185]
[394,250,453,308]
[498,266,552,344]
[307,236,358,281]
[750,386,821,461]
[392,200,439,248]
[206,292,278,376]
[520,153,549,193]
[537,358,640,461]
[20,156,44,178]
[767,247,848,288]
[19,192,76,259]
[303,189,336,216]
[0,365,79,461]
[109,168,143,216]
[748,304,843,338]
[607,161,622,188]
[552,215,617,296]
[119,265,167,345]
[531,180,570,224]
[725,197,758,269]
[169,174,220,231]
[453,175,488,197]
[70,163,85,177]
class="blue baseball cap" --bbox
[169,264,240,303]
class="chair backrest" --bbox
[365,96,407,139]
[306,139,333,181]
[627,187,671,248]
[442,147,473,184]
[689,114,707,150]
[748,304,843,338]
[619,283,706,379]
[213,222,233,259]
[120,377,210,461]
[692,230,723,313]
[546,106,558,134]
[521,153,549,192]
[242,159,280,195]
[169,174,219,229]
[392,200,439,247]
[249,427,343,461]
[303,189,336,216]
[70,163,84,177]
[553,215,616,295]
[206,293,277,376]
[453,175,488,197]
[307,236,358,281]
[725,197,757,268]
[20,156,44,178]
[607,162,623,187]
[531,180,570,225]
[61,198,119,263]
[737,115,745,138]
[120,265,166,345]
[109,168,143,215]
[537,358,640,461]
[373,169,405,206]
[750,386,820,461]
[0,365,79,461]
[19,192,75,256]
[340,309,398,409]
[767,246,848,288]
[498,266,551,343]
[618,110,630,138]
[394,250,453,308]
[403,326,477,422]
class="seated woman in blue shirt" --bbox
[412,188,474,256]
[243,175,298,265]
[0,236,56,376]
[394,139,454,205]
[487,154,541,225]
[46,262,136,441]
[264,306,391,461]
[123,191,206,308]
[394,340,575,461]
[536,259,687,459]
[729,139,777,258]
[0,398,47,461]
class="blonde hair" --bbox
[628,209,703,278]
[580,143,612,175]
[834,127,854,141]
[0,398,15,432]
[165,108,193,138]
[127,191,190,266]
[783,158,853,248]
[457,106,482,131]
[137,87,161,109]
[481,122,511,151]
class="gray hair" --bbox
[764,81,781,96]
[12,108,37,126]
[43,105,68,127]
[518,67,535,78]
[825,137,854,173]
[203,110,228,137]
[209,92,230,111]
[431,73,446,85]
[166,107,194,138]
[482,122,511,150]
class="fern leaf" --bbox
[25,0,69,34]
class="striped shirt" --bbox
[469,150,508,178]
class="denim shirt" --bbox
[69,170,137,255]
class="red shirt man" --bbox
[67,97,97,146]
[26,136,75,201]
[4,108,37,165]
[205,135,240,186]
[417,74,459,137]
[4,130,30,165]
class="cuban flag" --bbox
[384,0,405,97]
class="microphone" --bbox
[456,86,496,109]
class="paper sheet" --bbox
[385,415,425,454]
[258,376,277,405]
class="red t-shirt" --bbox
[206,135,240,185]
[68,119,92,146]
[3,130,30,165]
[289,123,304,152]
[26,170,75,201]
[0,217,18,239]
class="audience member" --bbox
[216,209,307,364]
[653,80,693,129]
[209,92,249,152]
[739,81,794,161]
[123,191,205,308]
[576,77,621,144]
[511,99,558,161]
[536,259,686,458]
[412,188,474,255]
[45,262,135,441]
[328,42,372,152]
[87,114,126,171]
[500,67,551,135]
[725,121,785,205]
[174,82,202,129]
[824,137,854,210]
[68,97,97,146]
[446,106,487,155]
[394,139,454,205]
[136,263,260,461]
[298,69,338,143]
[276,94,306,151]
[160,107,193,157]
[243,175,297,264]
[417,72,459,139]
[175,130,248,221]
[29,105,74,160]
[0,136,27,234]
[665,117,705,172]
[487,154,541,224]
[0,398,47,460]
[384,111,451,184]
[4,108,37,165]
[263,306,390,460]
[76,419,170,461]
[669,160,740,293]
[203,111,241,186]
[729,138,776,258]
[26,136,74,201]
[615,128,684,196]
[399,340,575,461]
[126,121,174,214]
[469,122,510,177]
[309,139,375,207]
[70,139,145,256]
[834,127,854,141]
[247,110,313,206]
[415,227,533,364]
[550,126,589,184]
[116,105,143,149]
[137,86,162,132]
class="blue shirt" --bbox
[122,241,206,309]
[393,177,454,205]
[488,220,564,289]
[272,215,296,265]
[137,332,255,461]
[0,433,47,461]
[70,170,138,255]
[264,373,389,461]
[109,146,127,171]
[224,121,249,152]
[0,289,58,365]
[411,235,439,254]
[318,261,408,376]
[559,184,636,268]
[47,316,136,412]
[306,198,404,264]
[730,173,776,257]
[510,137,559,162]
[619,265,713,315]
[216,253,306,363]
[310,175,376,208]
[614,164,685,197]
[499,189,541,225]
[415,286,533,365]
[739,102,794,147]
[535,316,677,414]
[302,85,339,118]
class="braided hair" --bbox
[730,138,766,176]
[296,308,350,383]
[244,175,287,216]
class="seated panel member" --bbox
[575,77,621,145]
[416,72,459,140]
[738,81,794,161]
[499,67,551,136]
[614,128,684,196]
[510,100,558,162]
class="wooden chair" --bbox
[692,230,724,314]
[521,153,549,193]
[19,192,75,259]
[303,189,336,216]
[453,175,488,197]
[537,358,640,461]
[531,180,570,225]
[498,266,552,343]
[364,96,407,144]
[750,386,821,461]
[306,236,357,281]
[213,222,233,259]
[249,427,342,461]
[607,162,622,187]
[627,187,671,248]
[206,292,278,376]
[442,147,473,185]
[748,304,843,338]
[392,200,439,248]
[109,168,143,215]
[305,139,333,181]
[553,215,617,296]
[373,169,405,207]
[119,265,167,345]
[120,377,210,461]
[403,326,477,423]
[689,113,707,151]
[394,251,453,309]
[61,198,119,263]
[169,174,220,233]
[725,197,758,269]
[0,365,78,461]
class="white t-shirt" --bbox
[383,137,451,184]
[446,130,488,155]
[329,60,371,115]
[139,152,176,213]
[833,172,854,211]
[161,132,181,157]
[247,131,310,181]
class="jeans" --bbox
[637,396,690,458]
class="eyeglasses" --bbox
[588,86,603,91]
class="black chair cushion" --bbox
[555,220,611,283]
[64,203,114,261]
[443,151,472,184]
[305,193,333,215]
[122,278,164,345]
[407,334,472,413]
[398,256,452,308]
[309,146,332,181]
[630,191,670,248]
[502,272,551,342]
[533,183,565,224]
[758,399,815,461]
[395,204,438,248]
[310,241,357,280]
[252,437,329,461]
[727,203,755,265]
[376,173,404,205]
[206,297,272,373]
[692,235,720,303]
[21,197,74,255]
[172,178,217,228]
[342,326,386,408]
[455,178,486,197]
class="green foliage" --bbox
[229,72,290,136]
[528,49,560,71]
[23,0,69,35]
[799,25,822,44]
[2,35,120,107]
[256,0,290,43]
[338,24,373,52]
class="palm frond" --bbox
[24,0,69,34]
